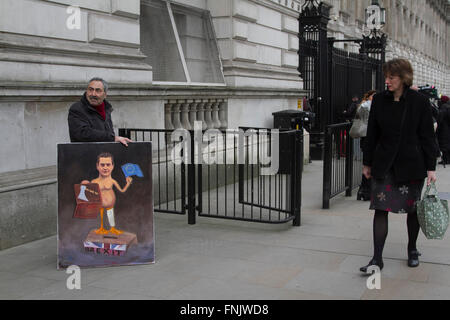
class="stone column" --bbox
[189,100,200,129]
[204,100,214,130]
[196,100,207,131]
[181,100,192,130]
[172,101,183,129]
[211,101,221,129]
[218,100,228,130]
[164,102,174,130]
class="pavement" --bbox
[1,161,450,300]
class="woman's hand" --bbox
[363,166,372,179]
[426,171,437,186]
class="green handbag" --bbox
[417,182,450,240]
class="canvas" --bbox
[57,142,154,268]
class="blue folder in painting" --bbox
[121,163,144,178]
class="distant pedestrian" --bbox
[360,59,439,273]
[343,94,360,121]
[437,95,450,164]
[352,90,377,201]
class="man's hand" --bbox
[427,171,437,186]
[126,176,133,185]
[363,166,372,179]
[115,136,132,147]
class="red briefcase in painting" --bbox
[73,183,102,219]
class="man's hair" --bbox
[97,152,114,165]
[383,58,414,87]
[88,77,108,93]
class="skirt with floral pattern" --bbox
[370,169,424,214]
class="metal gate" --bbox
[119,127,303,226]
[329,44,384,124]
[298,1,386,158]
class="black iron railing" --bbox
[322,122,363,209]
[119,127,303,226]
[119,128,187,215]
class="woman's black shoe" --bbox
[360,259,384,273]
[408,250,421,268]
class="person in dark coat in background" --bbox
[360,59,439,273]
[437,95,450,164]
[343,94,360,121]
[68,77,132,146]
[356,90,377,201]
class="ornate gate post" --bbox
[298,0,331,160]
[361,30,387,91]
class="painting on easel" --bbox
[57,142,154,268]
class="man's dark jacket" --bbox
[363,87,438,182]
[68,93,115,142]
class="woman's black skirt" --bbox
[370,170,424,214]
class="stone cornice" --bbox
[0,49,151,71]
[0,81,305,102]
[248,0,302,18]
[0,32,147,61]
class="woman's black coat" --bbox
[363,88,438,182]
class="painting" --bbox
[57,142,154,268]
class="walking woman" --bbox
[360,59,439,272]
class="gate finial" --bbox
[301,0,320,16]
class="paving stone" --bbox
[166,277,338,300]
[284,269,368,299]
[0,273,57,299]
[361,278,450,300]
[88,268,200,299]
[1,161,450,300]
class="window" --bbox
[140,0,225,85]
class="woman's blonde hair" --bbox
[382,58,414,87]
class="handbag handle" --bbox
[425,181,439,197]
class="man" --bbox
[81,153,132,235]
[343,94,360,121]
[68,77,132,146]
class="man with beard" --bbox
[68,77,132,146]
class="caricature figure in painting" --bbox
[81,152,132,235]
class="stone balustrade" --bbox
[165,98,228,131]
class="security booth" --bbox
[273,110,315,174]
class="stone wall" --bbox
[208,0,302,89]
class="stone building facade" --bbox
[0,0,448,249]
[0,0,306,249]
[325,0,449,94]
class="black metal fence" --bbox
[330,46,381,124]
[119,128,187,215]
[298,2,386,161]
[119,127,303,226]
[322,122,363,209]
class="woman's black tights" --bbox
[373,210,388,261]
[406,211,420,253]
[373,210,421,261]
